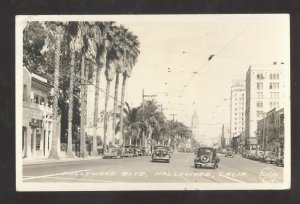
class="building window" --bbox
[257,101,263,108]
[34,94,39,104]
[270,74,273,79]
[270,92,279,99]
[40,97,45,105]
[257,73,264,80]
[257,83,263,90]
[257,92,263,99]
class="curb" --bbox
[22,156,103,166]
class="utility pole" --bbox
[170,114,177,122]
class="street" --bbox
[23,153,283,183]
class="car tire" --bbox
[194,164,197,168]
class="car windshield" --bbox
[154,146,168,150]
[197,148,213,155]
[265,151,275,156]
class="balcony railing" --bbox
[23,95,53,113]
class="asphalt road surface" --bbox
[23,153,283,183]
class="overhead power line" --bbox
[179,23,253,100]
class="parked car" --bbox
[124,145,138,157]
[248,150,257,160]
[242,150,249,158]
[103,147,122,159]
[139,146,147,156]
[260,151,276,163]
[254,150,264,161]
[221,148,227,154]
[194,147,220,169]
[225,148,234,158]
[276,155,284,167]
[152,146,170,163]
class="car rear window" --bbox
[197,148,213,154]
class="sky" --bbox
[106,14,289,140]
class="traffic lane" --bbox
[23,153,220,183]
[23,153,284,183]
[216,154,284,183]
[181,153,284,183]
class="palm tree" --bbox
[112,25,128,146]
[79,22,98,158]
[103,24,123,150]
[91,22,112,156]
[66,22,85,157]
[119,31,140,150]
[115,103,143,146]
[48,24,64,159]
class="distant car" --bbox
[124,145,138,157]
[152,146,170,163]
[221,149,227,154]
[254,150,264,161]
[225,148,234,158]
[103,147,122,159]
[248,150,256,160]
[276,155,284,167]
[261,151,276,163]
[194,147,220,169]
[139,146,147,156]
[242,150,249,158]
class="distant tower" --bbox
[191,111,199,142]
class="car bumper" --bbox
[194,161,215,167]
[152,156,170,161]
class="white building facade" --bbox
[191,111,200,142]
[230,81,246,138]
[245,62,284,149]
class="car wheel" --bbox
[194,164,197,168]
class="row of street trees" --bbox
[23,21,140,159]
[116,99,195,151]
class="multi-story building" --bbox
[245,62,284,149]
[257,108,284,155]
[230,80,246,138]
[191,111,199,142]
[221,123,231,147]
[22,67,56,159]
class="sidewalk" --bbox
[22,156,103,166]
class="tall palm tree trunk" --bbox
[120,74,127,152]
[112,71,120,146]
[103,80,111,151]
[49,26,63,159]
[67,51,75,157]
[92,63,101,156]
[80,54,88,158]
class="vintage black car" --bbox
[194,147,220,169]
[260,151,276,163]
[151,146,170,163]
[225,148,234,158]
[103,147,122,159]
[123,145,138,157]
